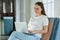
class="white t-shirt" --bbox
[28,15,49,38]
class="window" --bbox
[41,0,54,17]
[3,0,13,13]
[0,0,15,19]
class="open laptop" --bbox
[15,22,34,35]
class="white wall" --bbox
[15,0,20,22]
[54,0,60,18]
[25,0,31,23]
[15,0,31,23]
[20,0,25,22]
[20,0,31,23]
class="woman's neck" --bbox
[36,13,41,17]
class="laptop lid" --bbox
[15,22,28,33]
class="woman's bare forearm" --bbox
[31,30,48,34]
[28,25,48,34]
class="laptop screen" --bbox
[15,22,28,33]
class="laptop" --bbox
[15,22,34,35]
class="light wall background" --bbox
[54,0,60,18]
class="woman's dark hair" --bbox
[35,2,46,16]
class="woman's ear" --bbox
[41,8,43,11]
[41,9,43,13]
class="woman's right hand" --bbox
[28,26,32,33]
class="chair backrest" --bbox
[42,18,55,40]
[50,18,60,40]
[55,18,60,40]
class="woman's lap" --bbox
[8,31,40,40]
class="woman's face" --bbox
[34,4,42,14]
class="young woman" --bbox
[8,2,49,40]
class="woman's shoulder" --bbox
[30,15,48,20]
[41,15,49,21]
[41,15,48,18]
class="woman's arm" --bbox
[29,25,48,34]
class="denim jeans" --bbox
[8,31,41,40]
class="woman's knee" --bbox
[10,31,17,36]
[8,31,18,40]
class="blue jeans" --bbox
[8,31,41,40]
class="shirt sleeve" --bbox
[43,16,49,26]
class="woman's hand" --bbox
[28,26,36,34]
[28,26,32,33]
[28,26,39,34]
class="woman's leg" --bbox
[8,31,20,40]
[8,31,40,40]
